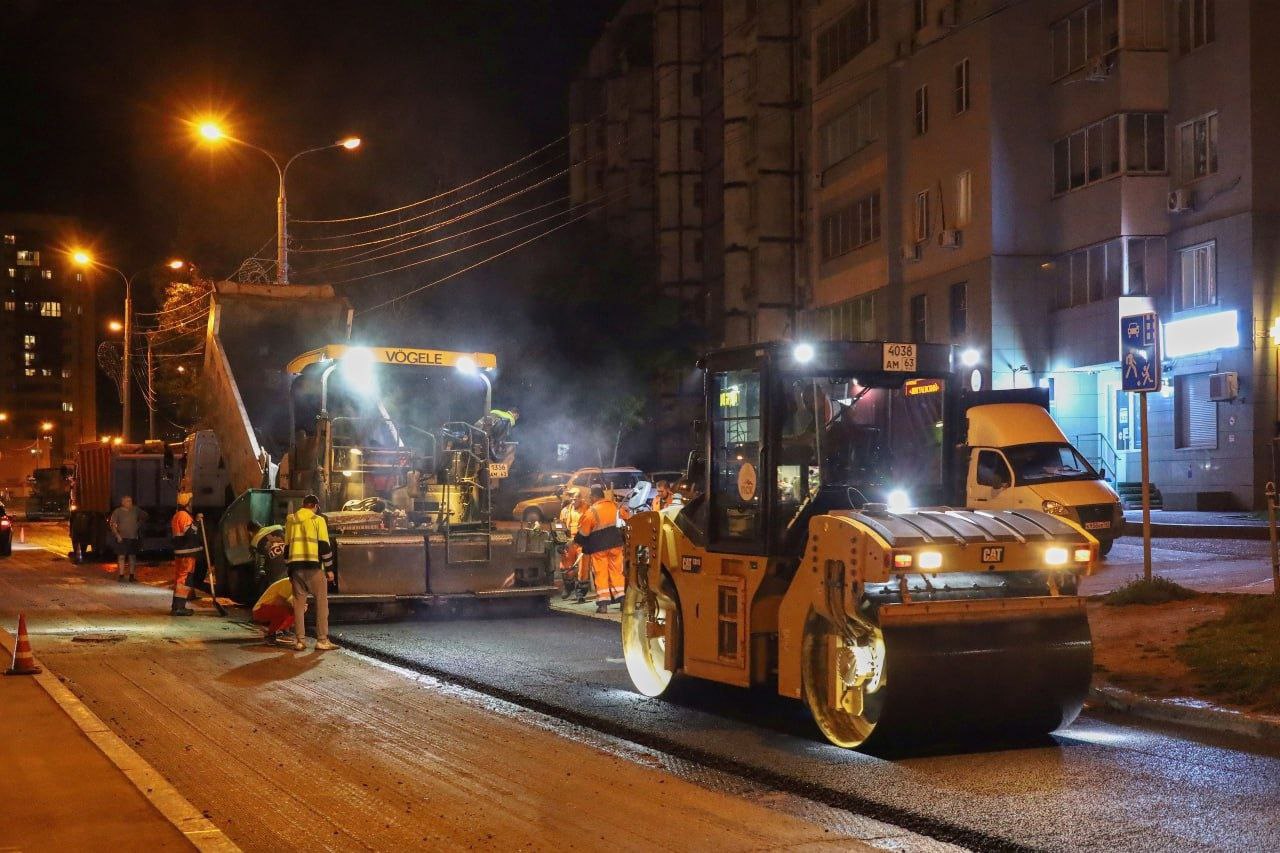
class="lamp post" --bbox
[197,122,360,284]
[72,253,186,443]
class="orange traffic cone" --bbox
[6,613,42,676]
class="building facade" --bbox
[575,0,1279,509]
[0,214,98,471]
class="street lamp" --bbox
[71,251,187,443]
[195,119,361,284]
[455,355,492,413]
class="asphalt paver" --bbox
[337,613,1280,852]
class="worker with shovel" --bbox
[169,493,202,617]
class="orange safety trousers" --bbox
[588,547,625,602]
[172,555,196,608]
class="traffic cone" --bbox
[6,613,42,676]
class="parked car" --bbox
[492,471,572,518]
[513,466,644,523]
[646,470,684,487]
[0,503,12,557]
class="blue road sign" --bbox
[1121,312,1160,393]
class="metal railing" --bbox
[1073,432,1120,483]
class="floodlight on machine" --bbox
[793,342,815,364]
[341,346,378,393]
[886,489,911,513]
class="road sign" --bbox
[1120,313,1160,393]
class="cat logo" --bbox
[681,555,702,573]
[981,546,1005,564]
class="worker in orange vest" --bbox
[651,480,675,511]
[574,484,628,613]
[558,488,587,600]
[169,493,202,616]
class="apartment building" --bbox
[575,0,1276,508]
[0,214,98,470]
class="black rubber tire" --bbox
[1098,538,1114,557]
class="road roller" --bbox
[622,340,1096,749]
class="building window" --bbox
[819,90,881,169]
[1175,373,1217,449]
[1124,0,1166,49]
[817,0,878,81]
[955,170,972,227]
[909,294,928,343]
[40,368,52,377]
[62,369,72,379]
[3,300,13,311]
[24,368,34,377]
[1178,241,1216,310]
[914,0,928,31]
[807,294,875,341]
[15,250,38,266]
[7,268,14,278]
[949,282,968,338]
[1125,113,1167,173]
[39,301,62,317]
[953,59,970,115]
[1051,0,1119,81]
[40,269,53,280]
[821,191,881,261]
[1053,115,1121,194]
[913,85,929,136]
[2,234,14,245]
[23,352,35,366]
[1177,112,1218,184]
[913,190,931,243]
[1125,236,1167,296]
[1176,0,1215,54]
[1058,238,1126,308]
[23,334,36,350]
[62,402,74,413]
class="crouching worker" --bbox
[284,494,338,652]
[252,577,296,644]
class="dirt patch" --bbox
[1179,596,1280,713]
[1088,596,1230,699]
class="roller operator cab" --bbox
[622,341,1096,750]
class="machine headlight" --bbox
[887,489,911,513]
[1042,500,1068,517]
[1073,548,1092,563]
[917,550,943,570]
[1045,546,1069,566]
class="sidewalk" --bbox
[0,630,201,851]
[1124,509,1270,539]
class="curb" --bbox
[0,625,241,852]
[1090,682,1280,743]
[1122,521,1270,540]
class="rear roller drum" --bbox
[622,575,681,697]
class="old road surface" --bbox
[337,612,1280,853]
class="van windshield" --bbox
[1004,443,1098,484]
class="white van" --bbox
[964,403,1124,555]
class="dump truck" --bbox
[69,441,182,558]
[195,283,556,614]
[622,341,1096,749]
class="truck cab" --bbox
[962,398,1123,555]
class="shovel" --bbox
[198,518,228,616]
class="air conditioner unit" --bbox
[1086,56,1111,81]
[1167,188,1194,213]
[938,4,959,28]
[1209,371,1239,401]
[901,243,923,263]
[938,229,962,249]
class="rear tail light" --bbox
[0,518,10,528]
[892,552,913,569]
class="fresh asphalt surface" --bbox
[337,610,1280,853]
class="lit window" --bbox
[24,368,34,377]
[39,301,61,317]
[40,269,53,280]
[75,273,83,282]
[61,369,71,379]
[3,300,13,311]
[62,402,74,413]
[955,170,972,227]
[6,268,13,278]
[2,234,14,245]
[40,368,52,377]
[1177,112,1218,184]
[15,250,38,266]
[23,334,36,350]
[953,59,970,115]
[1178,241,1216,310]
[24,352,35,366]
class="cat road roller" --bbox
[622,340,1096,749]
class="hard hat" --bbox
[177,492,193,506]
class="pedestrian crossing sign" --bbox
[1120,312,1160,393]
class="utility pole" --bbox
[122,277,134,443]
[147,333,156,441]
[277,175,288,284]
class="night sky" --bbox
[1,0,619,309]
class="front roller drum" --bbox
[803,608,1092,749]
[622,577,682,697]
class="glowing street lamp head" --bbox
[793,342,815,364]
[455,355,478,376]
[198,122,224,141]
[0,412,8,422]
[167,259,186,270]
[960,348,981,367]
[340,137,361,150]
[72,250,92,267]
[107,320,123,333]
[40,421,54,432]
